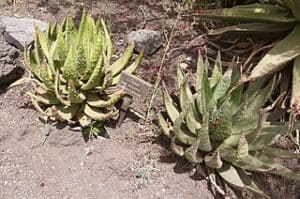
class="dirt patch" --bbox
[0,85,213,198]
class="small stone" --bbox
[0,17,47,51]
[127,29,162,56]
[179,62,188,70]
[8,48,18,59]
[0,61,24,85]
[186,56,193,62]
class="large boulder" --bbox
[0,17,47,51]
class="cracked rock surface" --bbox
[0,27,24,86]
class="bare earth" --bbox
[0,84,213,199]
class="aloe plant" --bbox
[182,0,262,9]
[17,10,143,136]
[158,53,300,194]
[200,0,300,109]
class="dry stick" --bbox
[144,21,177,123]
[242,42,275,72]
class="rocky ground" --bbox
[0,0,299,199]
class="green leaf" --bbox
[250,25,300,80]
[200,4,295,24]
[233,78,275,130]
[173,109,197,145]
[210,51,222,88]
[259,147,300,159]
[56,26,68,61]
[55,104,79,121]
[29,97,52,116]
[68,80,86,104]
[233,154,273,172]
[209,100,232,142]
[171,137,185,156]
[255,153,300,182]
[157,112,173,138]
[163,89,179,123]
[90,31,103,67]
[241,78,264,101]
[208,22,293,35]
[179,78,193,110]
[196,68,212,115]
[217,164,265,195]
[124,48,144,74]
[62,48,77,81]
[230,85,243,114]
[281,0,300,20]
[24,48,41,80]
[54,70,70,106]
[25,92,59,105]
[111,48,144,85]
[204,149,223,169]
[110,43,134,76]
[291,55,300,109]
[83,104,117,121]
[197,111,213,152]
[101,18,112,64]
[40,64,54,90]
[35,26,55,73]
[81,55,104,90]
[101,69,113,88]
[212,68,232,103]
[86,90,125,108]
[185,105,202,135]
[234,134,248,161]
[195,53,205,92]
[217,164,244,188]
[184,139,203,164]
[248,123,287,151]
[76,9,88,47]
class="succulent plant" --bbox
[200,0,300,109]
[20,10,143,135]
[182,0,261,9]
[158,53,300,194]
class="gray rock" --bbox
[0,17,47,51]
[0,33,24,86]
[127,29,162,56]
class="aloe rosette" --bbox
[21,11,143,134]
[158,53,300,194]
[200,0,300,109]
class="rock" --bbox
[0,33,24,86]
[127,29,162,56]
[0,0,9,7]
[0,17,47,51]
